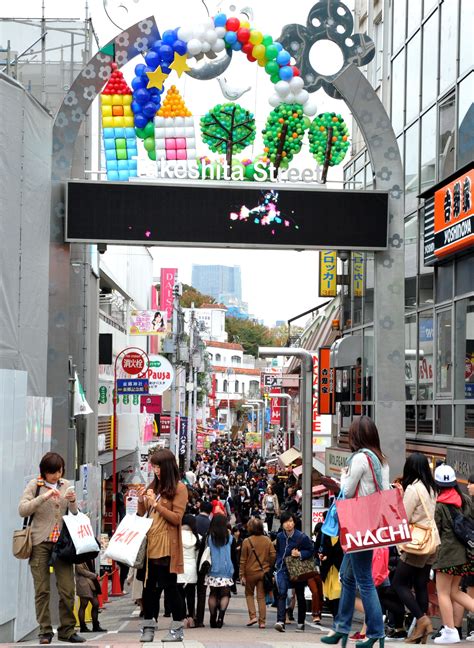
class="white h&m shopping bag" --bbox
[63,511,100,555]
[104,514,153,567]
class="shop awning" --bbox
[278,447,302,468]
[330,335,362,368]
[98,449,136,479]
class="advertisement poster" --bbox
[319,250,337,297]
[145,355,174,394]
[270,389,281,425]
[129,310,167,335]
[245,432,261,450]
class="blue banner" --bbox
[117,378,149,394]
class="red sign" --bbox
[160,268,177,320]
[122,351,146,375]
[318,347,335,415]
[270,389,281,425]
[140,395,162,414]
[312,353,321,435]
[434,169,473,258]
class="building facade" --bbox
[341,0,473,474]
[192,264,243,305]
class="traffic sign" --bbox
[117,378,149,394]
[121,351,146,375]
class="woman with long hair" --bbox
[322,416,389,648]
[205,514,237,628]
[137,449,188,643]
[392,453,440,643]
[240,517,276,628]
[262,485,280,533]
[177,514,201,627]
[432,465,474,645]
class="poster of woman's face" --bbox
[129,310,167,335]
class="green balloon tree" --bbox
[262,104,307,176]
[200,103,256,170]
[308,112,350,183]
[135,122,156,161]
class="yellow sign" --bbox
[352,252,365,297]
[319,250,337,297]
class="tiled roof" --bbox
[211,365,261,376]
[205,340,243,351]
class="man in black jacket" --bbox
[195,501,212,536]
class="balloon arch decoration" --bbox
[50,0,407,478]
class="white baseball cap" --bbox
[434,464,457,488]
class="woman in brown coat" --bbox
[240,517,276,629]
[137,450,188,643]
[75,560,106,633]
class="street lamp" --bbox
[247,399,265,458]
[259,347,314,537]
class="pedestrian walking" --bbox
[240,517,276,628]
[262,485,280,532]
[18,452,85,645]
[206,514,238,628]
[137,449,188,643]
[177,514,201,627]
[321,416,389,648]
[75,559,107,634]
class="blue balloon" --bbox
[143,102,158,118]
[135,63,147,76]
[162,29,177,45]
[160,44,174,62]
[160,65,171,75]
[276,50,291,66]
[173,39,187,55]
[231,41,242,51]
[134,88,150,104]
[131,100,142,114]
[151,39,163,53]
[279,65,294,81]
[134,113,149,129]
[224,31,238,45]
[214,13,227,27]
[131,75,146,90]
[274,42,283,52]
[145,50,161,68]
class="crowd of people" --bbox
[18,415,474,645]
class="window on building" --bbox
[406,32,421,123]
[405,213,418,283]
[419,273,434,305]
[420,107,436,194]
[405,122,420,212]
[391,52,405,134]
[406,315,417,402]
[460,0,474,75]
[439,0,458,93]
[231,355,241,364]
[363,327,374,401]
[392,0,406,52]
[454,297,474,402]
[223,379,228,392]
[407,0,421,36]
[363,254,374,324]
[435,404,452,436]
[456,255,474,297]
[455,404,474,438]
[215,353,221,362]
[458,73,474,168]
[421,11,438,109]
[235,380,239,393]
[438,92,456,181]
[436,262,454,303]
[419,311,434,402]
[249,380,260,398]
[208,352,213,360]
[436,308,453,396]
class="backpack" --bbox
[265,497,275,512]
[448,504,474,550]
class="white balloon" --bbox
[187,38,203,56]
[205,29,218,45]
[275,80,290,97]
[295,89,309,105]
[201,41,211,53]
[269,93,281,107]
[285,92,296,104]
[213,38,226,53]
[215,26,227,38]
[289,76,305,92]
[203,17,215,30]
[304,97,318,116]
[195,24,207,39]
[177,26,193,42]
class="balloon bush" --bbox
[263,104,307,168]
[308,112,350,166]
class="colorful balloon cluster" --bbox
[135,121,156,160]
[177,17,225,57]
[308,113,350,166]
[263,104,307,167]
[200,103,256,156]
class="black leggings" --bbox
[377,585,405,627]
[178,583,196,618]
[142,561,185,622]
[392,560,431,620]
[78,596,99,627]
[208,585,231,620]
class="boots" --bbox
[161,620,184,642]
[92,624,107,632]
[140,620,156,643]
[79,625,91,633]
[405,616,433,644]
[216,611,225,628]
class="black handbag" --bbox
[248,538,274,593]
[50,517,99,565]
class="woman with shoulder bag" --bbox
[392,453,439,643]
[322,416,389,648]
[262,486,280,533]
[432,465,474,645]
[18,452,84,645]
[136,449,188,643]
[240,517,276,629]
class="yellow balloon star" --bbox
[146,65,169,90]
[169,52,191,78]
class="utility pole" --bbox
[186,306,195,469]
[169,278,180,457]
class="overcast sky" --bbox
[6,0,355,325]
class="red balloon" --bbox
[242,42,253,55]
[292,66,300,76]
[237,27,251,43]
[111,62,118,70]
[246,53,256,62]
[226,17,240,32]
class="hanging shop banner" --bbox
[129,309,167,335]
[140,355,174,394]
[352,252,365,297]
[73,371,93,415]
[318,347,335,415]
[270,389,281,425]
[160,268,177,321]
[312,353,322,439]
[424,166,473,265]
[140,395,162,414]
[117,378,149,395]
[319,250,337,297]
[178,416,188,456]
[245,432,262,450]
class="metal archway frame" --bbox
[49,16,405,476]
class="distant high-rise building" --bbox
[192,265,242,303]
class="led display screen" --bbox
[65,180,388,250]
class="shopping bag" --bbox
[323,564,341,600]
[321,491,344,537]
[336,486,411,553]
[63,511,100,555]
[104,514,153,567]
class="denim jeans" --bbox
[275,570,306,625]
[334,550,384,638]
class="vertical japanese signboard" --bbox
[178,416,188,456]
[312,353,321,438]
[319,250,337,297]
[160,268,177,320]
[270,389,281,425]
[318,347,335,415]
[352,252,365,297]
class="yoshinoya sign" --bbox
[423,164,473,265]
